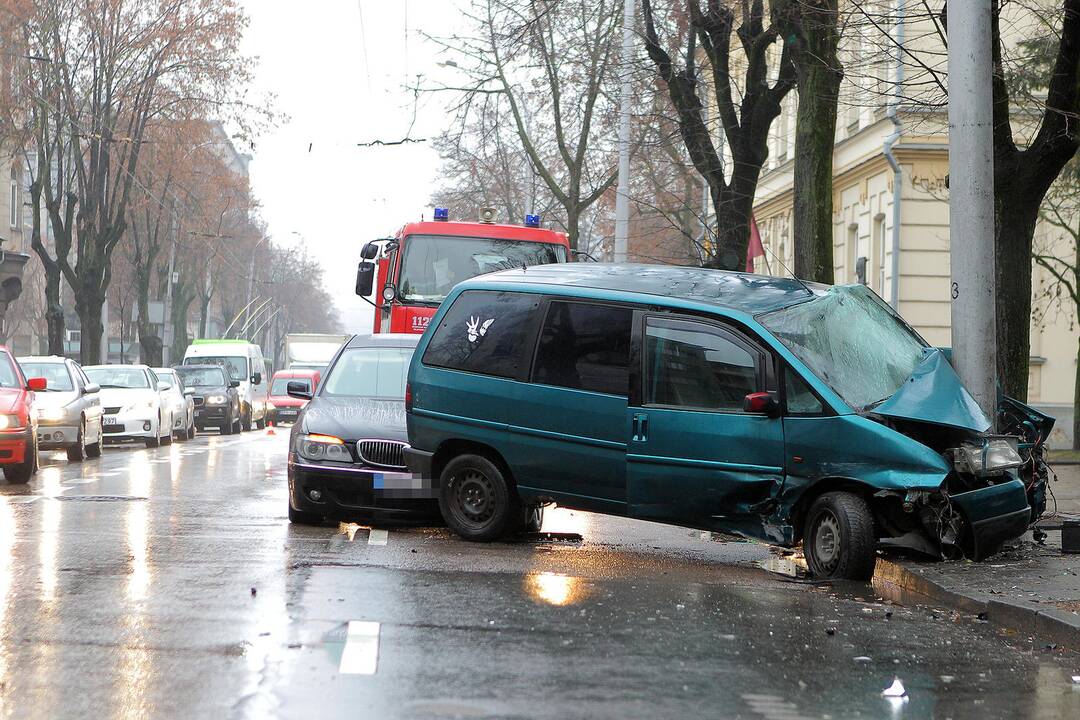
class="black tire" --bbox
[160,424,172,446]
[803,491,877,580]
[66,420,87,462]
[242,407,252,432]
[145,428,161,449]
[256,414,266,430]
[521,504,544,533]
[186,421,195,440]
[288,503,323,526]
[4,437,35,483]
[86,434,102,459]
[439,454,520,542]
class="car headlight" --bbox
[296,433,351,463]
[38,407,67,422]
[206,395,227,405]
[0,414,23,430]
[953,438,1023,474]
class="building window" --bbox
[8,178,17,228]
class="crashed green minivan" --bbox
[404,264,1053,579]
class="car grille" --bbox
[104,406,121,415]
[192,397,205,407]
[356,440,407,469]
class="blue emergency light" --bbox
[524,214,541,228]
[434,207,449,221]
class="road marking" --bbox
[6,496,40,504]
[338,621,380,675]
[62,479,97,485]
[367,529,388,546]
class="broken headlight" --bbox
[952,437,1023,474]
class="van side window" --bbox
[532,301,632,396]
[644,317,759,412]
[423,290,541,379]
[784,368,824,415]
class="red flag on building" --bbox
[746,215,765,272]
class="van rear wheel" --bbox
[439,454,519,542]
[803,491,877,580]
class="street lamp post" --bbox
[613,0,635,263]
[243,235,269,339]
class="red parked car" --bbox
[267,369,320,425]
[0,347,46,483]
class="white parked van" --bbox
[182,340,268,431]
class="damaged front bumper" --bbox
[948,478,1032,561]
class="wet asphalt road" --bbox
[0,430,1077,719]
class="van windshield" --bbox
[188,356,247,382]
[398,234,566,304]
[759,284,928,410]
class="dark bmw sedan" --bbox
[287,333,437,525]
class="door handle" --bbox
[632,412,649,442]
[639,414,649,441]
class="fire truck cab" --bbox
[355,209,571,334]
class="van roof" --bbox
[463,263,824,316]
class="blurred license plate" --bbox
[103,417,118,426]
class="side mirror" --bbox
[355,261,375,297]
[360,242,379,260]
[229,379,240,388]
[286,381,313,401]
[84,383,100,394]
[156,381,171,392]
[744,391,780,417]
[251,372,262,385]
[27,377,47,392]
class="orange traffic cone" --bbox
[267,419,276,436]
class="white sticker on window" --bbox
[467,316,494,343]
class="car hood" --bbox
[301,396,406,443]
[871,349,991,433]
[0,389,22,414]
[34,391,79,408]
[189,386,230,397]
[269,395,306,408]
[98,388,156,407]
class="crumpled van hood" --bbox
[871,349,991,433]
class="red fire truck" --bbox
[355,208,572,334]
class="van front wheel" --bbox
[803,492,877,580]
[439,454,519,542]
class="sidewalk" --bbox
[874,464,1080,649]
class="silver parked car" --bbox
[153,368,195,441]
[18,355,104,461]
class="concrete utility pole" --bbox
[948,0,997,421]
[612,0,635,263]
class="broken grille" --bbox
[356,440,407,469]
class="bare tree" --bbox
[17,0,254,363]
[642,0,795,269]
[986,0,1080,400]
[772,0,842,283]
[427,0,621,249]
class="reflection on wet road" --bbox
[0,431,1074,718]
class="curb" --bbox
[873,557,1080,650]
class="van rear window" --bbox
[422,291,541,379]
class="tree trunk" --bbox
[565,206,580,253]
[994,197,1040,401]
[170,286,193,363]
[1073,332,1080,450]
[791,70,841,284]
[710,186,752,270]
[75,283,106,366]
[44,267,65,356]
[135,269,162,366]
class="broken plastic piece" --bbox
[854,656,872,662]
[1072,675,1080,684]
[882,677,907,697]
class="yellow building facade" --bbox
[748,3,1077,446]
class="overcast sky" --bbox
[239,1,465,333]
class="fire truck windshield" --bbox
[398,234,567,303]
